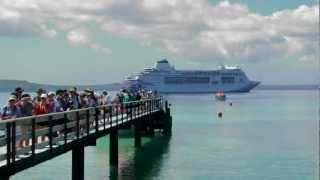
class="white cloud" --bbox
[67,29,89,45]
[99,1,318,64]
[89,43,112,55]
[298,54,318,65]
[66,28,112,54]
[41,25,57,38]
[0,0,318,62]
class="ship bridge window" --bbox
[221,77,235,84]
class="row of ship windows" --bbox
[146,72,242,76]
[181,72,242,76]
[180,72,242,75]
[164,77,242,84]
[164,77,209,84]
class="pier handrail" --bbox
[0,97,164,163]
[0,97,163,125]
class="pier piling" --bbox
[109,129,118,167]
[149,121,155,137]
[72,146,84,180]
[134,120,142,148]
[163,101,172,135]
[3,175,9,180]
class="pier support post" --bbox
[109,128,118,167]
[134,120,141,148]
[72,146,84,180]
[2,176,9,180]
[109,167,118,180]
[163,115,172,136]
[163,101,172,135]
[148,119,155,137]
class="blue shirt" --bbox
[2,105,22,119]
[49,100,57,113]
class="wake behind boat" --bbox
[125,59,260,93]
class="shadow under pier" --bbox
[111,135,172,180]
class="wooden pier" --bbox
[0,98,172,180]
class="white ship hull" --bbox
[140,81,260,93]
[125,59,260,93]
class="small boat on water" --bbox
[215,91,226,101]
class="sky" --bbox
[0,0,318,85]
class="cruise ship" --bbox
[125,59,260,93]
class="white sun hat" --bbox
[40,94,48,99]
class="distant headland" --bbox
[0,80,123,92]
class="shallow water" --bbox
[0,90,317,180]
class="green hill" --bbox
[0,80,124,92]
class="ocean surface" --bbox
[0,90,318,180]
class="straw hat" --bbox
[8,95,17,102]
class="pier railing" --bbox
[0,97,168,178]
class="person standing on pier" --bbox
[48,92,58,113]
[56,89,67,112]
[79,93,89,108]
[1,96,22,120]
[34,94,50,142]
[69,87,80,110]
[102,91,112,106]
[20,94,33,117]
[33,88,46,104]
[1,96,24,149]
[85,89,98,107]
[56,89,72,111]
[122,89,130,103]
[12,87,24,101]
[19,94,33,147]
[35,94,50,115]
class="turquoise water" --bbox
[1,90,318,180]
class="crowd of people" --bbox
[0,87,159,120]
[0,87,159,148]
